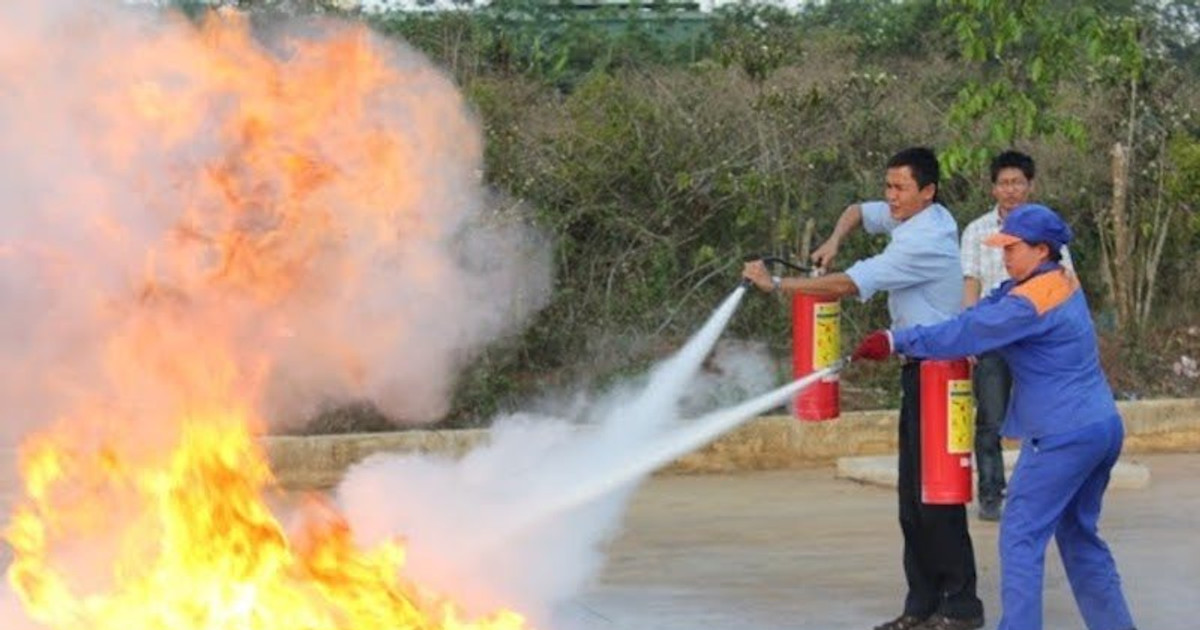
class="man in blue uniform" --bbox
[852,204,1136,630]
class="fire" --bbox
[6,409,528,630]
[1,6,529,630]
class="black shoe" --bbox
[978,497,1003,522]
[872,614,929,630]
[916,614,984,630]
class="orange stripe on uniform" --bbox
[1010,270,1078,315]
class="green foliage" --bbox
[373,0,710,89]
[1162,132,1200,305]
[794,0,948,58]
[1166,133,1200,205]
[708,3,805,81]
[162,0,1200,423]
[938,0,1144,174]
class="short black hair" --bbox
[990,150,1036,183]
[886,147,940,194]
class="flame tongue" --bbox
[7,414,527,630]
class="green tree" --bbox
[940,0,1192,334]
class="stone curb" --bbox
[261,397,1200,488]
[3,399,1197,492]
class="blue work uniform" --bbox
[891,262,1135,630]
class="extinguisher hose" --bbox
[761,256,814,274]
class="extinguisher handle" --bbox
[742,253,814,274]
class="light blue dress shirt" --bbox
[844,201,963,328]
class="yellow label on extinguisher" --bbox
[812,301,841,369]
[947,379,975,454]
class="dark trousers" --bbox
[898,362,984,620]
[973,352,1011,502]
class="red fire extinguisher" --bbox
[919,359,974,504]
[792,290,840,421]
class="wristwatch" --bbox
[770,275,782,293]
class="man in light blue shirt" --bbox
[744,147,983,630]
[841,199,963,329]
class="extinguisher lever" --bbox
[744,253,813,274]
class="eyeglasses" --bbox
[994,179,1030,190]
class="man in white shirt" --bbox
[960,151,1073,522]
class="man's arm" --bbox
[960,218,984,309]
[810,204,863,270]
[778,272,859,298]
[741,262,859,298]
[963,276,983,308]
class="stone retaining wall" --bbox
[261,398,1200,488]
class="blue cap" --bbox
[984,203,1073,249]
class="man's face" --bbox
[884,166,935,221]
[1002,240,1048,281]
[992,167,1033,215]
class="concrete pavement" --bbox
[580,453,1199,630]
[1,449,1196,629]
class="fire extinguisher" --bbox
[744,255,842,421]
[791,287,840,421]
[919,359,975,504]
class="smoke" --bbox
[679,338,778,417]
[334,289,763,628]
[331,292,844,629]
[0,588,37,630]
[0,0,551,445]
[0,2,790,628]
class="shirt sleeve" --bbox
[891,294,1043,359]
[844,234,958,302]
[960,220,982,279]
[860,201,898,235]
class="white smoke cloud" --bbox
[679,338,778,417]
[335,289,762,628]
[0,0,552,445]
[336,415,629,628]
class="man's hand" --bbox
[741,260,775,293]
[811,203,863,270]
[852,330,894,361]
[810,237,839,270]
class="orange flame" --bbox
[2,8,527,630]
[6,411,527,630]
